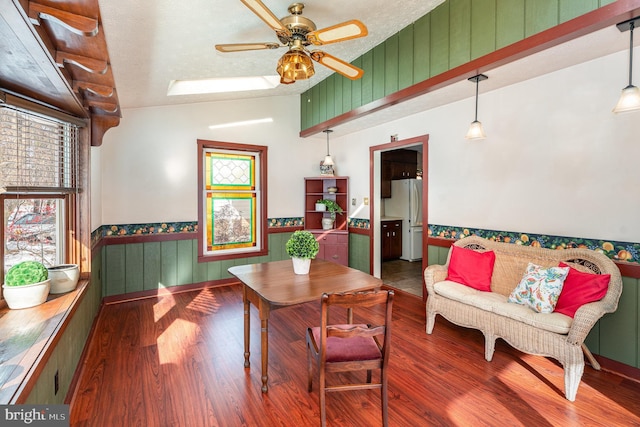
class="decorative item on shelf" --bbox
[316,199,344,229]
[315,202,327,211]
[327,186,338,194]
[285,230,320,275]
[465,74,488,140]
[613,17,640,113]
[2,260,50,309]
[48,264,80,294]
[391,134,398,142]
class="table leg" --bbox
[243,289,250,368]
[260,314,269,393]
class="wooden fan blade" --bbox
[215,42,280,52]
[240,0,291,38]
[310,51,364,80]
[307,20,368,45]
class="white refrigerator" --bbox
[384,179,423,261]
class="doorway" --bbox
[370,135,428,300]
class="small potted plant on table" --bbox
[2,260,50,309]
[285,230,320,275]
[316,199,344,229]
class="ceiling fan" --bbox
[215,1,368,84]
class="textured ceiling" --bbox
[99,0,444,109]
[98,1,637,137]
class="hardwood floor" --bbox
[70,284,640,426]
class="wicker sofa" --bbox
[424,236,622,401]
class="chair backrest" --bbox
[319,290,394,363]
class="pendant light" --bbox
[613,17,640,113]
[465,74,488,140]
[323,129,334,166]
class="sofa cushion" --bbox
[446,245,496,292]
[554,262,610,318]
[508,263,569,313]
[433,281,572,334]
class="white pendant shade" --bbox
[465,120,486,140]
[613,84,640,113]
[323,154,334,166]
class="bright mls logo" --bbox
[1,405,69,426]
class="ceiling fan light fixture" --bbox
[276,49,315,83]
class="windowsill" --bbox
[0,279,89,404]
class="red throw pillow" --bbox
[554,262,610,318]
[446,245,496,292]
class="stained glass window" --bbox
[198,141,267,260]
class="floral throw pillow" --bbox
[508,263,570,313]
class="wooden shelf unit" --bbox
[304,176,349,266]
[304,177,349,231]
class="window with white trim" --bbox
[0,105,79,295]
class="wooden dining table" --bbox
[228,258,383,392]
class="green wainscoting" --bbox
[300,0,616,131]
[426,244,640,371]
[24,255,103,404]
[102,233,293,297]
[349,233,371,274]
[102,232,372,297]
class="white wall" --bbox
[99,95,327,224]
[96,47,640,242]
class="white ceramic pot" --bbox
[291,257,311,275]
[2,279,51,309]
[48,264,80,294]
[315,203,326,211]
[321,218,334,230]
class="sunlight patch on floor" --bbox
[157,318,199,364]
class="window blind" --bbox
[0,105,78,192]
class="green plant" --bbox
[286,230,320,259]
[4,261,48,287]
[316,199,344,219]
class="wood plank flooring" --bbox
[69,284,640,426]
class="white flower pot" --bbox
[321,218,334,230]
[315,203,326,211]
[2,279,51,309]
[48,264,80,294]
[292,257,311,275]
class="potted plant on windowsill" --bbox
[2,261,50,309]
[316,199,344,230]
[285,230,320,275]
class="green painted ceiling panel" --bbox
[471,0,497,59]
[385,33,400,96]
[372,44,386,100]
[496,0,525,49]
[449,0,472,68]
[300,0,608,133]
[559,0,599,22]
[398,26,414,90]
[413,15,431,83]
[525,0,559,37]
[361,50,374,105]
[430,2,450,77]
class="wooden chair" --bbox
[306,289,394,427]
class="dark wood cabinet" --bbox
[381,220,402,260]
[381,150,418,198]
[304,176,349,266]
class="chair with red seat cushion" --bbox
[306,289,394,427]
